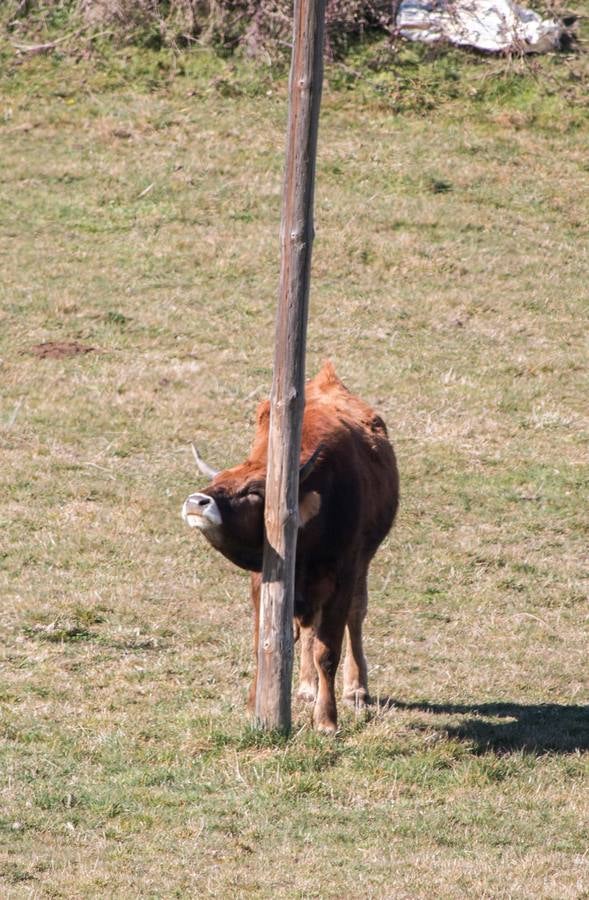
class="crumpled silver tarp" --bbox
[396,0,563,53]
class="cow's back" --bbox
[298,362,399,566]
[247,362,398,566]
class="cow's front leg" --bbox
[247,573,262,715]
[296,624,317,703]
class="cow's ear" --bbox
[298,490,321,528]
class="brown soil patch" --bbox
[29,341,96,359]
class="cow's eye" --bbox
[247,489,264,500]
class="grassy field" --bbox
[1,34,588,898]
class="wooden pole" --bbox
[254,0,326,732]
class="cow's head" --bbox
[181,444,323,572]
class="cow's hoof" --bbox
[296,683,317,703]
[313,707,338,734]
[343,690,369,711]
[314,720,338,736]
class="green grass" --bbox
[1,38,588,898]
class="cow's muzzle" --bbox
[182,493,222,529]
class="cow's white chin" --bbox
[184,512,208,530]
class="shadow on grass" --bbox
[376,698,589,754]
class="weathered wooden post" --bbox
[254,0,326,732]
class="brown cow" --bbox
[182,362,399,733]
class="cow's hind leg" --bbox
[296,624,318,703]
[313,610,346,734]
[343,571,369,709]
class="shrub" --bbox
[3,0,394,56]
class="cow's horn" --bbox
[299,445,323,484]
[191,443,219,480]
